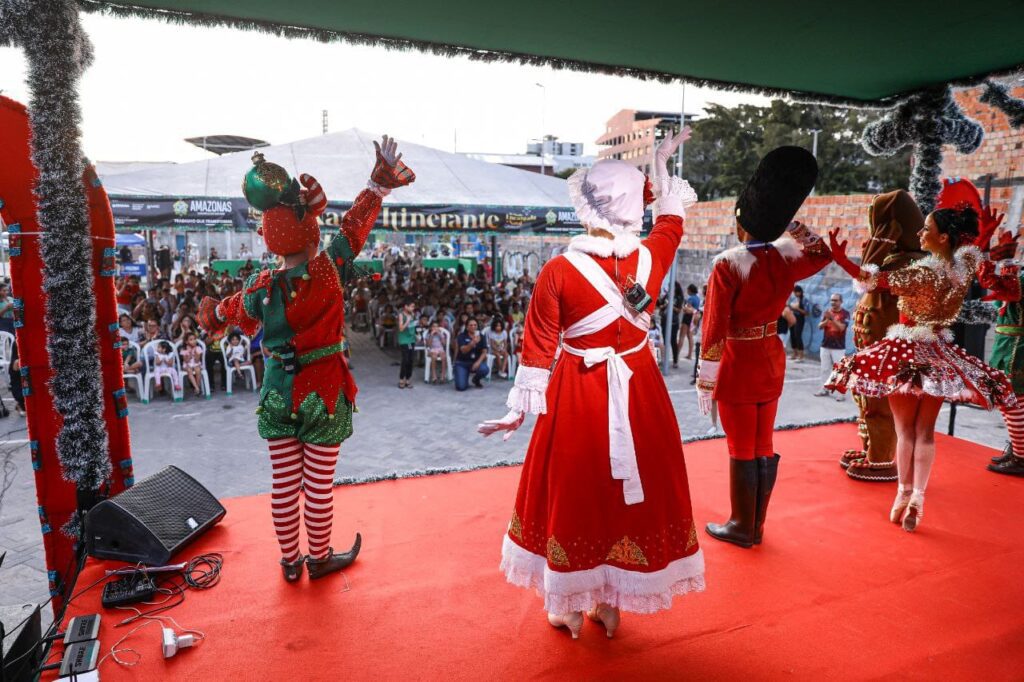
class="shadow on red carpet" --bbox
[54,424,1024,680]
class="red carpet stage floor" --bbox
[55,424,1024,681]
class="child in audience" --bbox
[181,332,205,396]
[153,340,181,395]
[486,319,510,379]
[226,332,250,383]
[426,320,447,384]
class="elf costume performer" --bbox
[839,190,926,481]
[697,146,831,549]
[827,197,1016,531]
[198,135,414,581]
[479,130,705,640]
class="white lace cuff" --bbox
[366,180,391,198]
[696,359,719,392]
[651,177,698,220]
[853,263,880,295]
[506,365,550,415]
[786,221,822,247]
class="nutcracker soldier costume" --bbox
[198,135,414,580]
[827,198,1016,531]
[839,190,926,481]
[697,146,832,549]
[480,130,705,640]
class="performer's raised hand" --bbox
[370,134,416,191]
[829,228,862,279]
[653,126,692,179]
[478,409,525,441]
[974,206,1005,251]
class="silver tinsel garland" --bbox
[861,87,983,215]
[0,0,112,502]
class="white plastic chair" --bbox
[122,341,147,402]
[142,340,183,403]
[0,331,13,374]
[423,327,454,383]
[221,335,257,395]
[174,339,211,399]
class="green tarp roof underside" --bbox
[81,0,1024,103]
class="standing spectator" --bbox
[486,319,510,378]
[815,293,850,401]
[116,275,141,314]
[7,338,25,416]
[660,281,684,368]
[209,246,220,263]
[690,303,704,385]
[454,318,488,390]
[156,244,173,280]
[681,283,701,360]
[788,285,808,361]
[648,319,664,363]
[0,282,15,334]
[396,298,417,389]
[119,243,133,264]
[250,326,265,388]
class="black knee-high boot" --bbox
[706,458,759,548]
[753,454,780,545]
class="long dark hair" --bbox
[932,206,980,249]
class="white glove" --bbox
[697,388,714,417]
[651,127,692,189]
[373,134,402,166]
[696,359,720,417]
[478,409,525,441]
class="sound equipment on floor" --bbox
[85,466,226,565]
[1,604,41,682]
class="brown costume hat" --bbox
[862,189,924,264]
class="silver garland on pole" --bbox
[0,0,111,533]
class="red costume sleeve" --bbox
[327,189,383,267]
[215,291,261,337]
[787,232,833,282]
[519,260,563,369]
[699,260,736,363]
[642,215,684,272]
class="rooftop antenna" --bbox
[322,109,329,135]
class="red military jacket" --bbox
[700,226,831,403]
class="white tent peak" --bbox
[98,128,570,208]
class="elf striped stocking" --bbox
[268,437,304,562]
[1001,403,1024,458]
[302,442,341,560]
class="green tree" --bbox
[685,100,911,200]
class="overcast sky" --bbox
[0,13,764,164]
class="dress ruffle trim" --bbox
[499,535,705,615]
[506,365,550,415]
[885,324,953,343]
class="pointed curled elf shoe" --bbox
[307,533,362,580]
[280,555,306,583]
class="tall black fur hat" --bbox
[735,146,818,242]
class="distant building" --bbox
[597,110,697,175]
[464,135,594,176]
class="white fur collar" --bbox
[567,232,641,258]
[713,232,801,280]
[913,244,982,286]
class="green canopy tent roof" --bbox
[81,0,1024,104]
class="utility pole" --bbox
[661,85,686,376]
[322,109,328,135]
[536,83,546,175]
[809,128,821,195]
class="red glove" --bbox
[370,134,416,190]
[989,230,1019,261]
[197,297,226,334]
[828,228,861,279]
[974,206,1005,251]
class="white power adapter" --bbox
[161,628,196,659]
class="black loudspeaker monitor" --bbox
[85,466,226,565]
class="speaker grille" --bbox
[112,467,224,551]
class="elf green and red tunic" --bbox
[214,190,380,444]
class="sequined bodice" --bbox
[888,246,981,329]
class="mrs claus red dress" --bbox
[499,214,705,615]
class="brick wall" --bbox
[945,85,1024,183]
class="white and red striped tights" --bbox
[1000,403,1024,459]
[268,437,341,562]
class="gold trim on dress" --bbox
[606,536,649,566]
[509,511,523,542]
[686,521,698,551]
[546,536,570,567]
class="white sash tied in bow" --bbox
[562,338,649,505]
[559,244,654,506]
